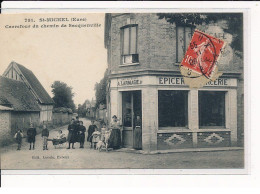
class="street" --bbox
[1,118,244,170]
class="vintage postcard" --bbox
[0,11,246,173]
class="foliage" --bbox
[94,69,109,109]
[53,107,73,114]
[51,81,76,112]
[157,13,243,55]
[77,103,87,117]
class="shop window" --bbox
[176,26,195,62]
[158,90,188,128]
[120,25,139,65]
[199,91,226,128]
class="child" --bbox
[91,128,101,149]
[27,123,37,150]
[14,129,23,150]
[100,123,107,142]
[53,130,66,148]
[42,124,49,150]
[56,130,65,140]
[87,120,97,148]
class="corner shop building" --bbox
[105,13,244,152]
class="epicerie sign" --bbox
[159,77,230,86]
[117,77,143,87]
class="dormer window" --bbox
[120,24,139,65]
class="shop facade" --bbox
[104,13,243,152]
[109,73,239,151]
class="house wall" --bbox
[39,104,53,123]
[5,66,22,81]
[109,13,242,75]
[0,111,12,146]
[52,112,72,126]
[10,111,40,134]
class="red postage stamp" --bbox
[181,30,225,79]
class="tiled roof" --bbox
[0,76,41,111]
[15,62,54,105]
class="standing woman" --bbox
[67,119,76,149]
[109,115,121,149]
[27,123,37,150]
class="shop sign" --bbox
[158,77,234,86]
[117,77,143,87]
[158,77,185,85]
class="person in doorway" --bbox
[27,123,37,150]
[109,115,121,149]
[78,121,86,148]
[41,124,49,150]
[133,115,142,150]
[67,119,76,149]
[14,129,23,150]
[87,120,97,148]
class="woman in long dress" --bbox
[108,115,121,149]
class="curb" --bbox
[115,147,244,155]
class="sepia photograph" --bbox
[0,11,245,171]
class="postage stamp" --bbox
[180,30,226,88]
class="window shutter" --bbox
[123,27,130,55]
[130,26,137,54]
[177,26,185,62]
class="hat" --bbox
[112,115,117,119]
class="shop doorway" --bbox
[122,90,142,149]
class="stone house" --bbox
[0,62,54,145]
[0,76,41,145]
[2,61,54,123]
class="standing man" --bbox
[74,116,80,146]
[27,123,37,150]
[78,121,86,148]
[67,119,76,149]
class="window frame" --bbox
[176,25,195,63]
[158,89,189,130]
[120,24,139,66]
[198,91,227,129]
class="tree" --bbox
[94,69,109,109]
[157,13,243,56]
[51,81,76,112]
[77,103,87,117]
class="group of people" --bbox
[14,123,49,150]
[14,115,122,151]
[67,116,86,149]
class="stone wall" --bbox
[0,111,12,146]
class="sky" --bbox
[0,13,107,106]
